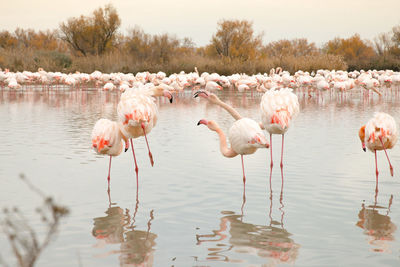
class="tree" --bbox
[0,31,18,49]
[323,34,375,66]
[263,38,318,57]
[59,4,121,56]
[210,19,263,61]
[373,32,393,56]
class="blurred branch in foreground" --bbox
[0,174,69,267]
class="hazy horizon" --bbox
[1,0,400,47]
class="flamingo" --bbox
[91,119,129,188]
[358,112,398,180]
[197,119,269,183]
[205,81,222,91]
[260,87,299,170]
[194,90,269,183]
[117,86,173,186]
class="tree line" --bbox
[0,4,399,74]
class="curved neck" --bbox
[215,99,242,121]
[215,128,238,158]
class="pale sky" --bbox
[1,0,399,47]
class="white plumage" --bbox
[117,90,158,139]
[260,87,299,134]
[91,119,124,157]
[364,112,398,152]
[229,118,269,155]
[359,112,398,178]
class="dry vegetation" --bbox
[0,174,69,267]
[0,4,400,74]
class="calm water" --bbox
[1,88,400,266]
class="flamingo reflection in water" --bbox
[195,185,299,265]
[92,190,157,266]
[356,191,396,253]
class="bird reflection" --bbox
[92,189,157,266]
[356,191,396,253]
[195,182,299,265]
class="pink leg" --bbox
[375,150,379,182]
[280,134,284,169]
[141,123,154,167]
[379,137,394,176]
[107,156,112,187]
[268,176,273,223]
[241,155,246,184]
[270,134,273,169]
[130,139,139,188]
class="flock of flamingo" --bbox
[1,67,398,189]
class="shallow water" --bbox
[1,88,400,266]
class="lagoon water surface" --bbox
[1,89,400,266]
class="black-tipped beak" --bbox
[197,120,201,126]
[125,147,128,152]
[193,90,208,98]
[363,148,366,152]
[169,95,173,103]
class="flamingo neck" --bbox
[215,128,238,158]
[215,99,242,121]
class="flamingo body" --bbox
[229,118,269,155]
[364,112,398,152]
[91,119,125,156]
[260,88,299,134]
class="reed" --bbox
[0,47,351,75]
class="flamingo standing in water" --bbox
[260,87,299,170]
[358,112,398,181]
[91,119,129,188]
[117,86,173,186]
[194,90,269,184]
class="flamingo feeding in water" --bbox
[194,90,269,183]
[91,119,129,188]
[117,86,173,186]
[260,87,299,170]
[358,112,398,180]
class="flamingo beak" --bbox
[193,90,209,98]
[163,90,173,103]
[362,142,366,152]
[197,119,208,126]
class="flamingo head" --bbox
[197,119,220,132]
[151,86,173,103]
[249,133,269,148]
[193,90,219,104]
[359,125,366,152]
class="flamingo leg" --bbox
[378,136,394,176]
[130,139,139,188]
[107,156,112,187]
[141,122,154,167]
[270,134,273,169]
[375,150,379,182]
[280,134,284,169]
[241,155,246,184]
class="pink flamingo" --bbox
[260,88,299,170]
[194,90,269,184]
[117,86,173,186]
[91,119,129,188]
[359,112,398,181]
